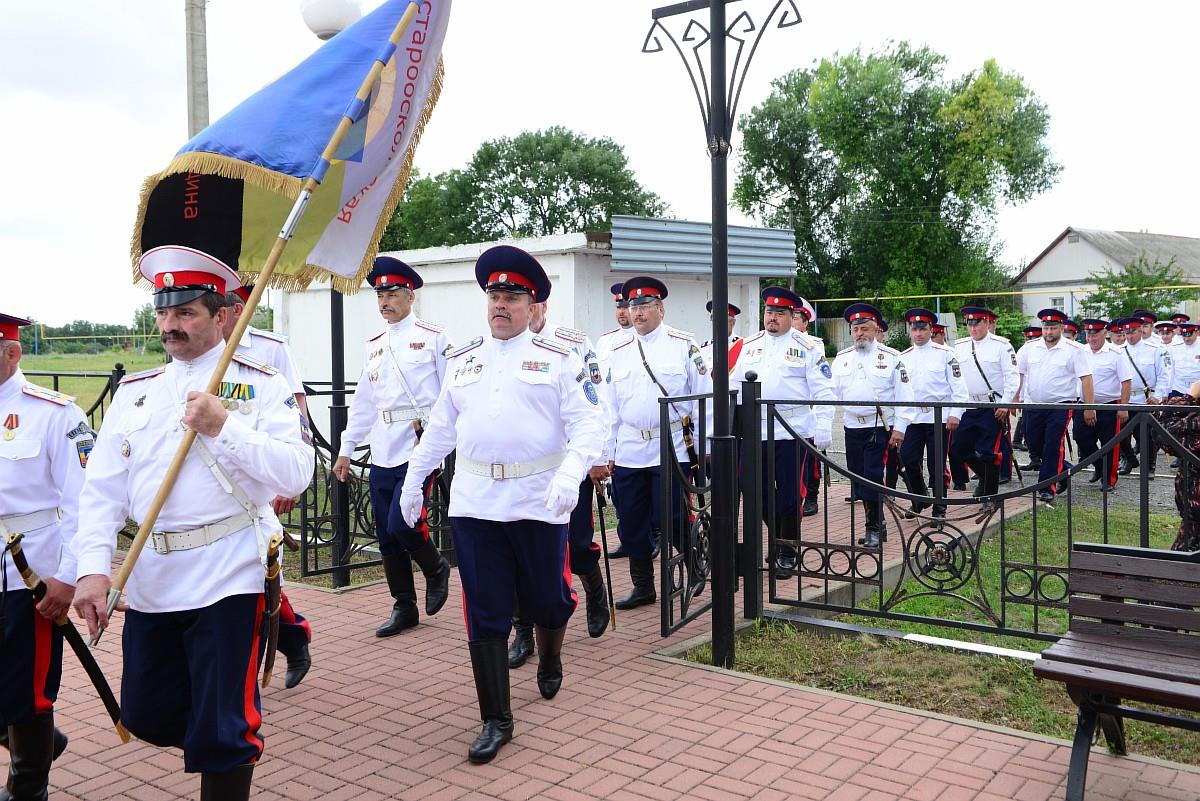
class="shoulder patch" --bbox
[448,336,484,359]
[415,318,444,334]
[368,330,386,342]
[232,353,279,375]
[248,328,287,343]
[532,335,570,356]
[22,384,74,406]
[667,327,695,341]
[553,325,586,344]
[119,366,166,385]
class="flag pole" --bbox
[92,1,422,644]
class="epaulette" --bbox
[611,332,636,351]
[668,327,695,341]
[901,346,914,355]
[368,330,386,342]
[986,333,1010,345]
[792,331,815,350]
[448,337,483,359]
[553,325,586,344]
[601,328,620,338]
[837,346,854,356]
[232,353,278,375]
[248,328,287,343]
[879,344,900,356]
[119,366,166,385]
[932,342,954,353]
[415,318,444,334]
[743,331,766,344]
[532,335,570,356]
[22,384,74,406]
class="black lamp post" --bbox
[644,0,800,667]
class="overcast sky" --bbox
[5,1,1198,326]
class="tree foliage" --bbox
[734,43,1060,322]
[1081,254,1200,321]
[381,127,667,251]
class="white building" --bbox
[278,218,796,428]
[1011,227,1200,318]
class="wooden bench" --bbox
[1033,542,1200,801]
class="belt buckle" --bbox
[490,463,506,480]
[151,531,170,555]
[640,429,653,441]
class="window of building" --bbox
[1050,297,1065,310]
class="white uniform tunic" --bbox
[0,370,89,588]
[1169,340,1200,395]
[1124,338,1172,400]
[72,344,315,613]
[897,341,969,428]
[403,329,605,524]
[540,322,609,464]
[1016,337,1092,403]
[831,342,915,431]
[954,333,1020,403]
[595,326,633,362]
[339,315,451,468]
[605,324,711,468]
[730,329,835,440]
[1083,342,1134,403]
[236,326,303,396]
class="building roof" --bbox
[1012,226,1200,285]
[610,215,797,277]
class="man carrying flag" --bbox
[72,247,315,799]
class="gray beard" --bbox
[854,340,871,352]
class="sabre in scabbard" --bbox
[259,533,285,688]
[5,533,131,744]
[594,484,617,631]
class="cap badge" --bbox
[163,273,175,287]
[498,273,508,283]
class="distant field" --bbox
[21,351,167,414]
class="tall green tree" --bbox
[381,127,667,250]
[1081,254,1200,321]
[734,43,1060,320]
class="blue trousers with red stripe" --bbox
[899,423,949,494]
[611,465,685,561]
[451,517,577,642]
[1073,403,1121,487]
[276,591,311,658]
[369,462,435,556]
[121,593,266,773]
[568,478,600,577]
[0,589,62,725]
[949,408,1005,470]
[844,427,889,503]
[1024,406,1074,492]
[745,438,804,521]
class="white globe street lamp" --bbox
[300,0,363,40]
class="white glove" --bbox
[399,485,425,528]
[813,433,832,451]
[544,473,580,518]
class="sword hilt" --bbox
[88,587,123,646]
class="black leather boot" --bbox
[979,463,1000,512]
[200,763,254,801]
[860,501,884,549]
[902,463,930,519]
[2,713,54,801]
[376,552,419,637]
[534,624,568,700]
[0,728,66,761]
[411,540,451,616]
[467,640,513,764]
[507,620,534,668]
[284,642,311,689]
[615,559,656,609]
[580,568,610,638]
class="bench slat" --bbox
[1072,550,1200,585]
[1032,660,1200,713]
[1070,597,1200,633]
[1070,571,1200,607]
[1070,620,1200,656]
[1041,635,1200,685]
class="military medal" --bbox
[240,402,253,415]
[121,440,131,458]
[2,413,16,441]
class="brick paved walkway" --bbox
[34,494,1200,800]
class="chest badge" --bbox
[134,395,146,407]
[121,440,132,458]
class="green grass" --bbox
[835,504,1180,650]
[687,619,1200,765]
[21,351,166,416]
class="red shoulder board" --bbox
[119,367,166,385]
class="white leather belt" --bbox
[381,407,428,424]
[970,393,995,402]
[150,512,252,555]
[0,507,61,535]
[626,420,685,441]
[459,452,565,480]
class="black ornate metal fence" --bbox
[24,364,125,429]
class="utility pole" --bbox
[185,0,210,137]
